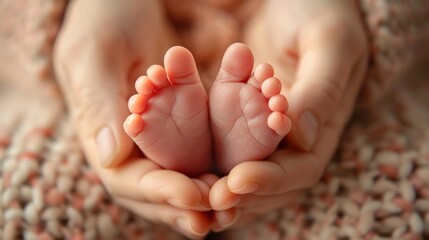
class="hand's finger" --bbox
[210,176,241,211]
[227,57,367,195]
[192,178,212,209]
[212,191,300,231]
[210,176,302,232]
[286,48,351,151]
[211,208,240,232]
[92,157,209,211]
[115,197,211,239]
[210,176,302,210]
[54,16,137,168]
[226,112,344,195]
[198,173,220,188]
[285,19,366,150]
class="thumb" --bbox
[286,34,356,150]
[54,42,134,168]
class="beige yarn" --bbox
[358,0,429,105]
[1,1,429,239]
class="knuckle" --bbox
[315,78,343,113]
[91,27,126,50]
[273,160,291,193]
[58,30,120,60]
[276,159,323,191]
[321,14,354,38]
[272,176,287,194]
[321,79,343,108]
[70,83,105,126]
[313,14,363,52]
[55,21,125,62]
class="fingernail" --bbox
[232,183,259,194]
[198,201,212,211]
[176,218,190,232]
[297,111,318,150]
[221,196,242,210]
[222,209,241,228]
[176,218,203,236]
[211,222,223,232]
[96,127,116,167]
[167,198,193,209]
[214,209,241,232]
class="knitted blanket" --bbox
[1,0,429,239]
[1,73,428,240]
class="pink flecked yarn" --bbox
[1,0,429,239]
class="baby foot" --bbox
[210,43,292,174]
[124,46,212,176]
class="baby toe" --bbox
[261,77,282,98]
[147,65,169,89]
[128,94,149,114]
[164,46,201,85]
[254,63,274,83]
[135,76,155,95]
[247,63,274,89]
[124,114,144,137]
[268,94,288,113]
[267,112,292,136]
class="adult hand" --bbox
[53,0,213,238]
[210,0,369,230]
[248,0,369,151]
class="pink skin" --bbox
[210,43,292,174]
[123,46,212,177]
[124,43,290,177]
[209,0,368,232]
[54,0,214,238]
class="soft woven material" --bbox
[1,0,429,239]
[1,71,428,240]
[358,0,429,104]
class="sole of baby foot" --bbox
[210,43,291,174]
[124,46,212,177]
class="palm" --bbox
[54,1,213,238]
[212,0,369,231]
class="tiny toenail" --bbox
[96,127,117,167]
[298,111,318,150]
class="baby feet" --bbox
[210,43,291,174]
[123,46,212,177]
[124,43,291,176]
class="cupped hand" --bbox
[53,0,213,238]
[95,156,216,239]
[209,77,361,230]
[210,0,369,231]
[209,68,367,231]
[247,0,368,150]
